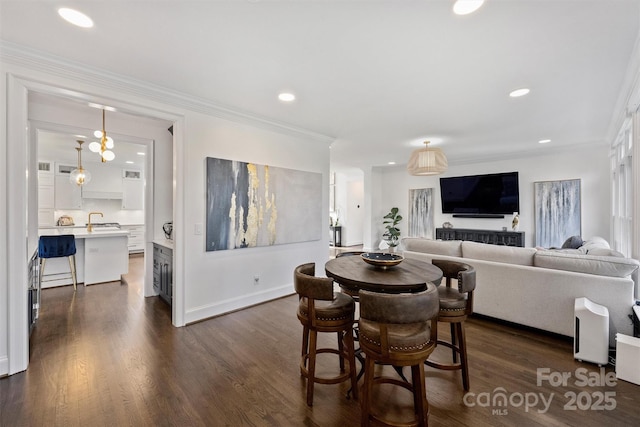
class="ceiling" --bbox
[37,129,147,170]
[2,1,639,175]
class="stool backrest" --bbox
[294,262,334,301]
[359,285,439,324]
[38,235,76,259]
[432,259,476,293]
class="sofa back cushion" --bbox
[461,241,537,266]
[402,238,462,257]
[534,249,640,278]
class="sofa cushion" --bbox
[401,238,462,257]
[586,247,625,257]
[534,249,639,278]
[461,241,537,266]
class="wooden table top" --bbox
[325,254,443,294]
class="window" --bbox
[611,117,634,256]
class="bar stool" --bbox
[294,262,358,406]
[424,259,476,391]
[38,235,78,290]
[358,286,439,427]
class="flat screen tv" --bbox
[439,171,520,217]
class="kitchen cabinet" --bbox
[54,174,82,209]
[153,243,173,305]
[122,224,145,253]
[122,175,144,210]
[37,227,129,287]
[38,161,54,226]
[81,163,123,199]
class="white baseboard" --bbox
[184,284,294,325]
[0,356,8,377]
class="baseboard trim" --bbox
[0,356,8,377]
[184,284,294,325]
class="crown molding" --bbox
[0,41,335,145]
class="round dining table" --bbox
[325,253,443,294]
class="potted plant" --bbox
[382,207,403,251]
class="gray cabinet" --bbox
[436,228,525,247]
[153,243,173,305]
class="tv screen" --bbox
[439,172,520,215]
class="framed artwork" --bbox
[534,179,581,248]
[408,188,434,239]
[206,157,322,251]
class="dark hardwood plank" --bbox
[1,254,639,426]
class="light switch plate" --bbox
[194,223,203,235]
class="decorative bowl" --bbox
[360,252,404,268]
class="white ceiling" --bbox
[2,0,639,174]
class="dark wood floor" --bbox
[2,255,639,426]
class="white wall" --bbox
[180,112,330,322]
[370,145,611,249]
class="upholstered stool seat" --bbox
[359,286,439,427]
[424,259,476,391]
[437,286,468,313]
[298,292,355,322]
[294,262,358,406]
[38,234,78,291]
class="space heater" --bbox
[574,297,609,366]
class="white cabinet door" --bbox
[122,225,145,253]
[54,175,82,209]
[38,166,55,225]
[122,178,144,210]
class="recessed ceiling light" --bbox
[137,152,145,156]
[539,139,551,144]
[453,0,485,15]
[58,8,94,28]
[388,162,396,165]
[509,88,530,98]
[126,161,135,164]
[278,93,296,102]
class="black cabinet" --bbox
[435,228,525,247]
[153,243,173,305]
[330,226,342,247]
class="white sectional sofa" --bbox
[401,237,639,342]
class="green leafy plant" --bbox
[382,207,403,247]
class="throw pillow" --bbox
[561,235,583,249]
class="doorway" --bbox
[5,75,180,375]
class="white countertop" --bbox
[39,227,130,239]
[153,239,174,249]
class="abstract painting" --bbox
[408,188,434,239]
[206,157,322,251]
[534,179,581,248]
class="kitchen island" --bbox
[38,227,130,287]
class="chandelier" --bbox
[69,140,91,186]
[88,109,115,162]
[407,141,448,176]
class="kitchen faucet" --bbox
[87,212,103,232]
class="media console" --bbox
[435,228,525,247]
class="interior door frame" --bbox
[6,74,185,375]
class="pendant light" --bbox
[407,141,448,176]
[88,109,115,162]
[70,140,91,186]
